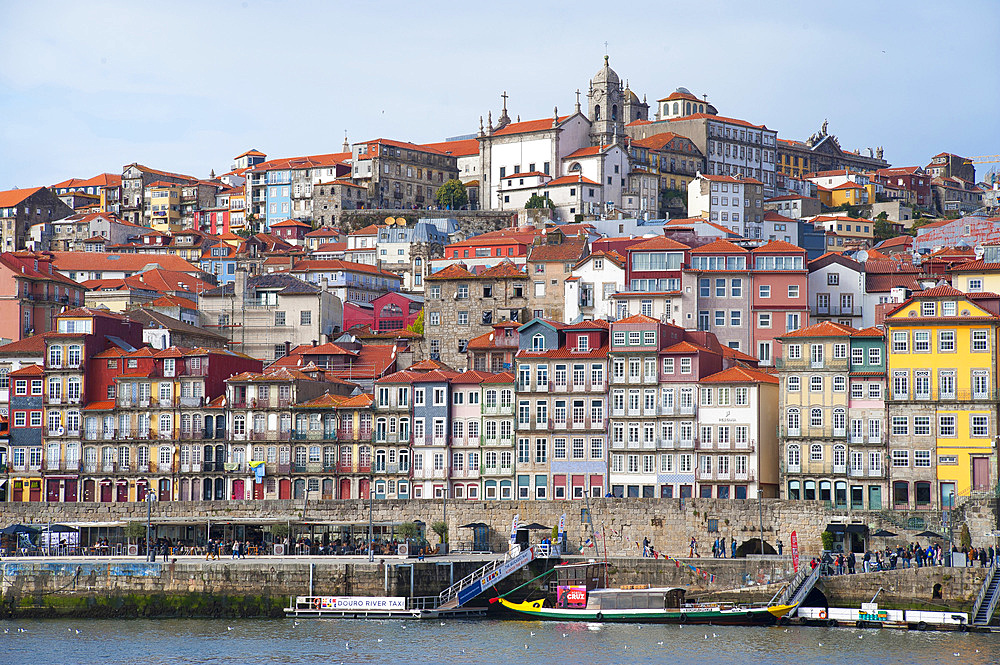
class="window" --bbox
[891,332,908,353]
[921,302,936,317]
[810,408,822,427]
[868,347,881,365]
[300,311,312,325]
[758,284,770,298]
[833,343,847,359]
[939,415,956,437]
[892,450,909,467]
[787,285,799,298]
[938,330,956,352]
[914,416,931,436]
[971,415,989,438]
[914,451,932,468]
[757,313,771,328]
[786,344,801,360]
[810,444,823,461]
[274,311,286,326]
[810,376,823,392]
[972,330,989,352]
[827,273,839,286]
[833,376,846,392]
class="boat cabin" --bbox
[589,588,686,611]
[554,561,608,590]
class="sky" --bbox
[1,0,998,190]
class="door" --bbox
[83,479,95,502]
[293,479,305,499]
[253,479,264,500]
[214,477,225,500]
[203,445,214,471]
[135,481,148,501]
[203,478,213,501]
[179,479,190,502]
[115,481,128,502]
[941,482,956,508]
[868,485,882,510]
[28,480,42,502]
[158,479,171,502]
[46,479,60,502]
[100,481,113,503]
[278,478,291,500]
[64,479,77,502]
[232,479,244,500]
[339,478,351,499]
[358,476,370,499]
[973,457,991,490]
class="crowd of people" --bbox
[819,542,997,574]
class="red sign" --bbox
[557,585,588,608]
[791,531,799,573]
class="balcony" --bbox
[812,304,862,317]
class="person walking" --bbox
[848,550,856,574]
[690,536,699,558]
[721,536,727,558]
[231,540,240,560]
[776,539,783,556]
[731,538,737,558]
[642,537,650,558]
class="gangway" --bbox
[776,562,823,615]
[972,559,1000,626]
[437,545,536,610]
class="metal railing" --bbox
[972,557,1000,625]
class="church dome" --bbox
[625,88,640,103]
[591,55,620,86]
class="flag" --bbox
[558,513,566,543]
[509,513,520,545]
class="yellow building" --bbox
[950,258,1000,295]
[146,181,182,232]
[818,181,872,208]
[884,285,998,509]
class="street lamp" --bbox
[145,490,158,562]
[368,473,374,562]
[758,489,765,556]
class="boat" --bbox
[494,561,796,626]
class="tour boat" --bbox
[494,561,796,626]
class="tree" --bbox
[525,193,555,209]
[431,520,449,544]
[124,521,145,545]
[873,213,897,241]
[406,309,424,336]
[398,522,419,543]
[435,179,468,209]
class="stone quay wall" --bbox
[1,497,997,558]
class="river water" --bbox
[2,617,999,664]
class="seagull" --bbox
[704,634,709,639]
[562,633,568,638]
[953,654,960,657]
[524,644,529,650]
[227,626,234,631]
[712,633,718,637]
[75,630,81,635]
[858,635,863,639]
[530,631,535,636]
[819,643,823,646]
[345,641,350,650]
[657,641,664,646]
[293,621,300,626]
[624,645,628,650]
[440,621,446,626]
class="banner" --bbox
[509,513,519,545]
[557,585,587,608]
[791,531,799,573]
[558,513,565,543]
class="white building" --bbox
[696,366,779,499]
[806,252,866,327]
[687,174,766,238]
[564,250,626,322]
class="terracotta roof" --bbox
[0,253,80,286]
[291,259,400,279]
[721,346,758,362]
[48,252,203,275]
[832,182,865,190]
[563,144,614,159]
[629,132,699,153]
[689,239,749,254]
[444,227,539,248]
[851,327,884,338]
[662,340,714,355]
[9,364,44,377]
[700,366,777,384]
[516,344,610,360]
[419,138,480,157]
[751,240,805,254]
[482,371,515,384]
[270,219,312,228]
[348,224,382,236]
[492,115,572,136]
[528,236,588,263]
[865,273,922,293]
[0,333,54,356]
[546,174,600,187]
[150,295,198,310]
[84,400,115,411]
[918,284,964,297]
[614,314,660,325]
[449,370,495,385]
[670,112,769,130]
[0,187,45,208]
[697,174,763,185]
[627,236,689,252]
[780,321,856,338]
[479,260,527,279]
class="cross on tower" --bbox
[501,90,508,112]
[603,40,608,53]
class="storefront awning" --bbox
[845,524,869,534]
[825,523,846,534]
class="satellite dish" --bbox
[856,250,869,262]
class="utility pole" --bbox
[368,473,374,562]
[759,489,764,556]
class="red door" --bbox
[358,477,370,500]
[339,478,351,499]
[253,480,264,500]
[232,479,244,500]
[158,479,171,502]
[116,482,128,502]
[278,478,291,499]
[64,479,77,502]
[46,479,61,502]
[28,480,42,502]
[83,479,95,502]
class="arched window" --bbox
[810,408,823,427]
[531,334,546,352]
[833,408,846,432]
[810,443,823,461]
[787,480,801,500]
[594,104,601,121]
[672,102,679,115]
[685,102,691,115]
[786,444,800,468]
[611,104,618,121]
[786,408,800,433]
[833,444,846,468]
[568,162,582,172]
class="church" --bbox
[477,56,650,221]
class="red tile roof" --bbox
[0,187,45,208]
[670,112,769,130]
[627,236,689,251]
[291,259,400,279]
[751,240,805,254]
[546,174,600,187]
[563,144,614,159]
[48,252,203,275]
[701,366,777,384]
[418,139,480,157]
[492,115,572,136]
[689,239,749,254]
[614,314,660,325]
[781,321,856,338]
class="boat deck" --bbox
[284,595,487,620]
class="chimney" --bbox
[284,340,291,357]
[312,339,317,347]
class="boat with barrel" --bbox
[494,561,796,625]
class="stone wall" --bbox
[819,566,987,612]
[339,210,515,235]
[3,497,996,557]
